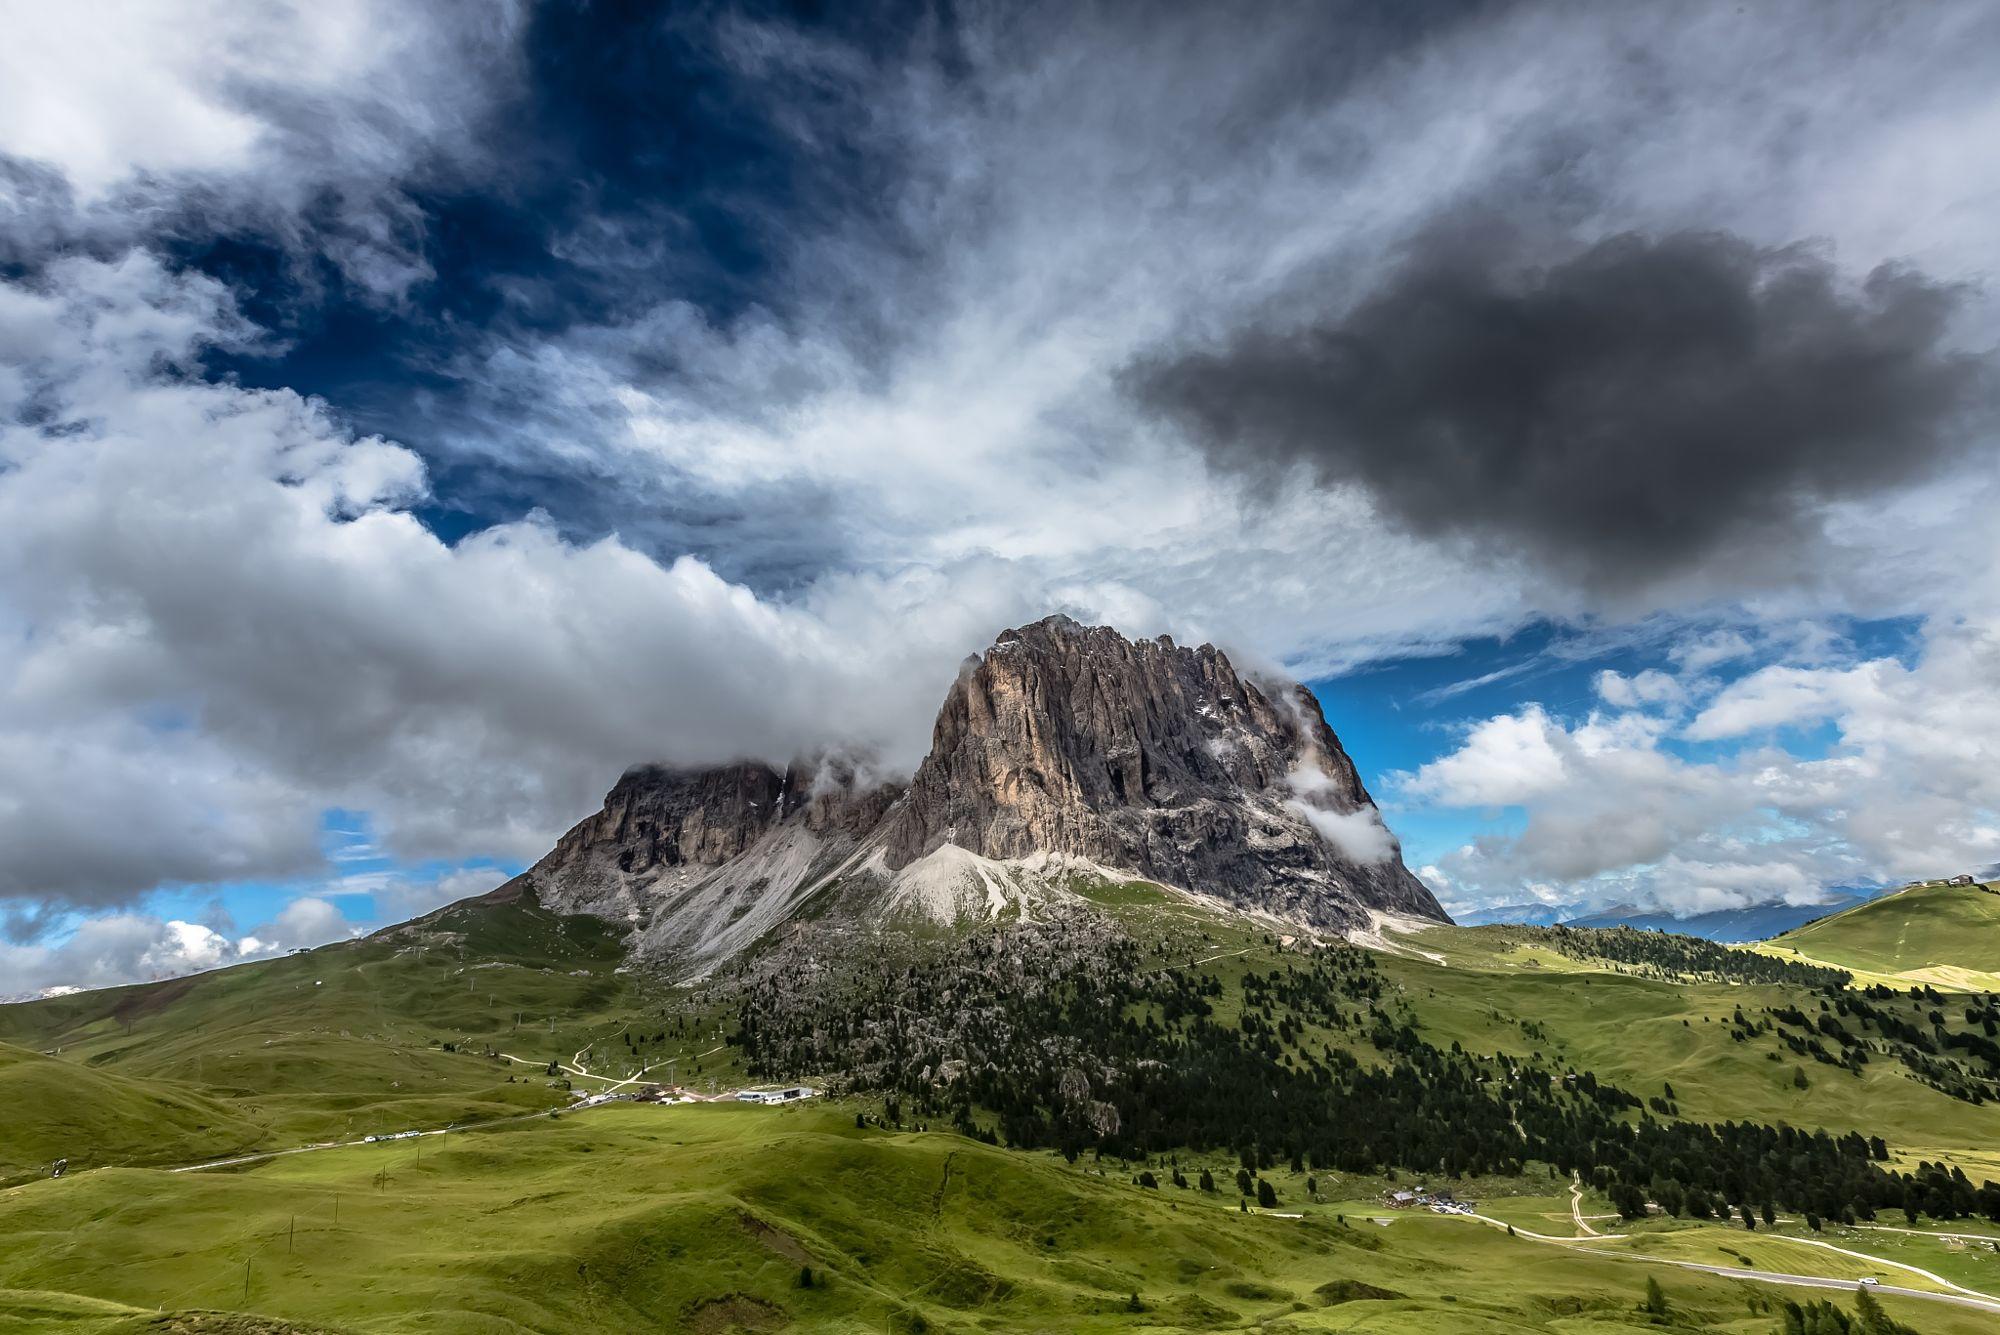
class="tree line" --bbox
[733,911,2000,1225]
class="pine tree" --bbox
[1641,1276,1667,1316]
[1854,1285,1906,1335]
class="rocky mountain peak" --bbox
[880,616,1441,928]
[515,614,1444,976]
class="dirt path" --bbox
[1569,1174,1600,1237]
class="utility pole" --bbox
[289,1215,295,1252]
[243,1258,251,1304]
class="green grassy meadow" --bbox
[3,1103,1990,1335]
[1095,892,2000,1172]
[3,885,1998,1331]
[0,895,746,1184]
[0,1041,267,1183]
[1756,882,2000,990]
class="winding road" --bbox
[1442,1175,2000,1317]
[1571,1249,2000,1317]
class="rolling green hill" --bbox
[3,1103,1993,1334]
[5,885,2000,1331]
[0,894,741,1170]
[0,1041,267,1185]
[1758,882,2000,990]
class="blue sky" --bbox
[1314,615,1929,903]
[2,2,1998,992]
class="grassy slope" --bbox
[3,1103,1990,1335]
[1756,882,2000,990]
[0,896,745,1182]
[0,1041,268,1183]
[1378,936,2000,1160]
[5,884,2000,1330]
[1090,884,2000,1168]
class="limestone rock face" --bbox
[879,615,1443,929]
[562,763,783,878]
[515,758,900,973]
[514,613,1445,975]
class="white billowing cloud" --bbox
[1288,802,1398,865]
[0,255,1045,905]
[0,2,524,298]
[440,0,2000,623]
[0,713,324,909]
[1282,759,1398,864]
[0,914,234,999]
[1594,669,1684,711]
[0,2,519,191]
[1404,616,2000,913]
[1685,662,1882,741]
[234,896,352,958]
[0,2,273,195]
[1403,708,1573,808]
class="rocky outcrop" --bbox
[879,616,1443,929]
[516,614,1445,976]
[510,758,900,973]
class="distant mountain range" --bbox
[1455,891,1886,943]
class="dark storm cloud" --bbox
[1136,231,1990,592]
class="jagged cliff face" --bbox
[516,758,900,975]
[516,614,1444,976]
[880,616,1442,928]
